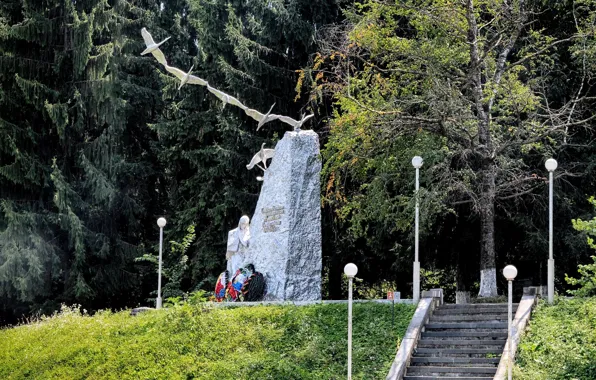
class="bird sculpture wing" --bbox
[187,74,208,86]
[275,114,314,129]
[256,103,280,131]
[164,65,187,80]
[141,28,156,47]
[227,95,248,111]
[299,114,314,125]
[246,151,264,170]
[207,86,229,103]
[244,107,265,122]
[256,114,283,131]
[275,115,299,128]
[262,149,275,160]
[151,48,167,66]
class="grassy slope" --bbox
[514,298,596,380]
[0,303,413,380]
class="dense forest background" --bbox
[1,0,595,324]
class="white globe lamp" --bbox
[503,265,518,281]
[411,156,423,169]
[344,263,358,278]
[545,158,557,172]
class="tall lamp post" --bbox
[545,158,557,304]
[503,265,518,380]
[156,217,167,309]
[412,156,423,302]
[344,263,358,380]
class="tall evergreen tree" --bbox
[0,0,165,321]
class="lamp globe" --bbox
[344,263,358,278]
[503,265,518,281]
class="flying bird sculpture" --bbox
[165,64,209,90]
[275,114,314,132]
[207,85,232,109]
[251,103,278,130]
[140,28,314,132]
[247,143,276,174]
[141,28,170,65]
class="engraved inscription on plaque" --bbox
[262,206,285,233]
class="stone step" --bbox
[410,357,500,366]
[422,331,507,338]
[418,339,505,347]
[439,303,517,309]
[414,353,503,359]
[437,305,512,310]
[431,314,508,322]
[426,322,508,329]
[407,366,497,375]
[415,347,503,355]
[424,328,508,334]
[404,377,494,380]
[433,308,514,315]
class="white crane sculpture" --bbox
[140,28,314,132]
[246,143,276,181]
[140,28,170,65]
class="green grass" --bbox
[0,302,413,379]
[514,297,596,380]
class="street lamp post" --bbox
[412,156,423,303]
[545,158,557,304]
[156,217,167,309]
[503,265,518,380]
[344,263,358,380]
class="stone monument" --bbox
[141,28,322,301]
[239,130,322,300]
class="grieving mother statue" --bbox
[226,215,251,275]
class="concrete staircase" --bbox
[404,303,517,380]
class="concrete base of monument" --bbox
[211,299,417,308]
[239,130,322,301]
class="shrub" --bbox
[514,298,596,380]
[565,256,596,297]
[0,302,414,379]
[567,196,596,296]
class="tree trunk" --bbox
[478,165,498,297]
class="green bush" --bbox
[568,196,596,297]
[565,256,596,297]
[0,302,414,379]
[514,298,596,380]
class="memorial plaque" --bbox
[262,206,285,233]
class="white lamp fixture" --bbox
[344,263,358,278]
[411,156,423,169]
[156,217,167,309]
[412,156,423,302]
[503,265,518,281]
[502,264,518,380]
[344,262,358,380]
[545,158,558,172]
[545,158,557,304]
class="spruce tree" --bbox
[0,0,165,319]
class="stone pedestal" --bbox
[456,291,471,304]
[240,130,322,300]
